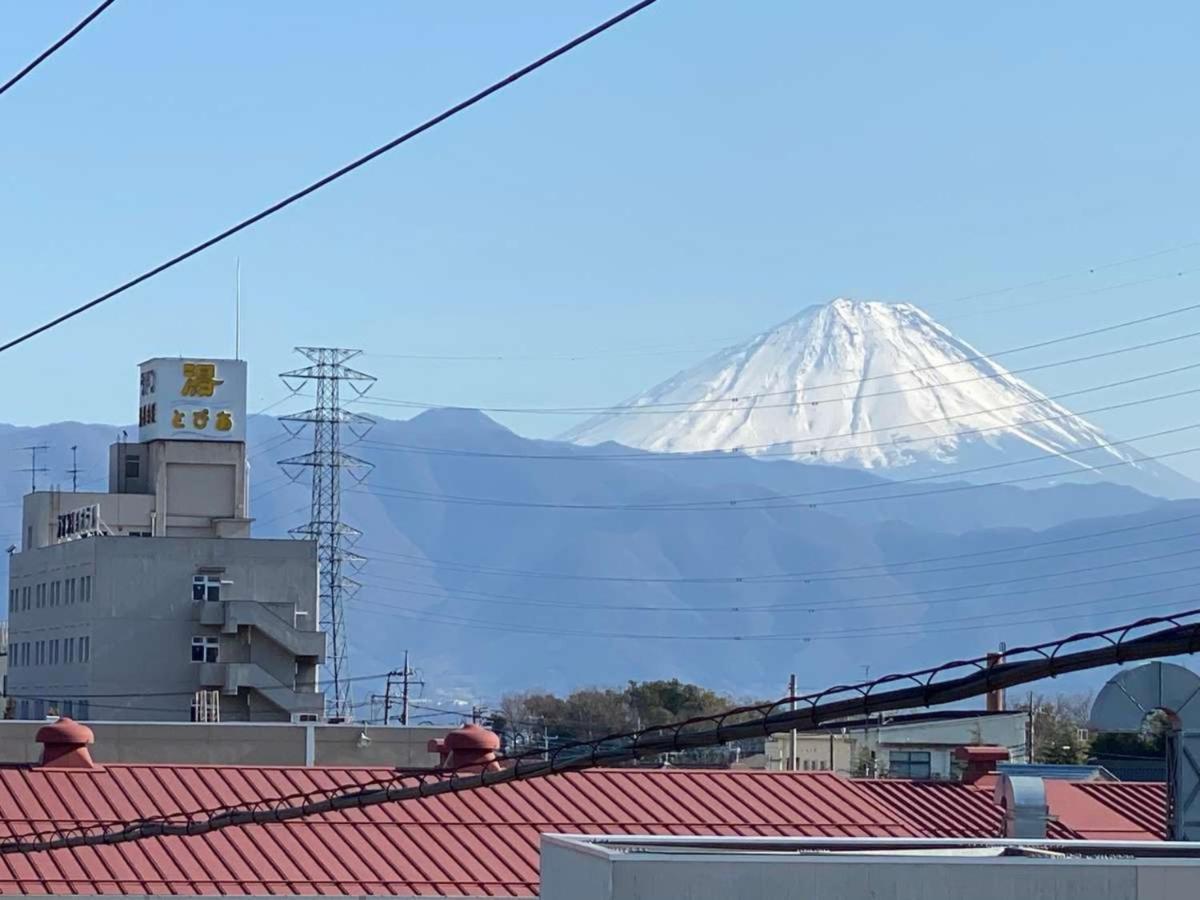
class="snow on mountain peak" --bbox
[561,298,1150,481]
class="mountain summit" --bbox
[562,299,1195,497]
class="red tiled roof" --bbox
[0,764,1166,896]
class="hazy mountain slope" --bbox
[562,299,1198,499]
[2,413,1194,701]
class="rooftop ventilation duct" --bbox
[1089,661,1200,840]
[993,774,1048,838]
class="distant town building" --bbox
[5,357,324,722]
[745,710,1030,778]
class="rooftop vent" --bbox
[993,774,1048,838]
[428,724,501,773]
[35,717,97,769]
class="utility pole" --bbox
[861,665,872,777]
[382,673,395,726]
[22,444,49,492]
[381,651,422,725]
[68,445,80,492]
[279,348,377,719]
[788,673,798,773]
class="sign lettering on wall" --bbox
[138,357,247,443]
[57,504,102,542]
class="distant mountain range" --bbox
[5,410,1199,704]
[563,299,1198,499]
[3,298,1197,704]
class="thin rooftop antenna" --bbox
[68,445,80,492]
[22,444,49,492]
[235,257,241,360]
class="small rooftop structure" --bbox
[996,762,1116,782]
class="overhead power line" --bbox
[0,0,117,99]
[4,609,1197,855]
[0,0,660,355]
[359,324,1200,437]
[355,301,1200,415]
[357,251,1198,366]
[355,441,1200,512]
[348,587,1200,642]
[357,537,1200,614]
[358,509,1200,586]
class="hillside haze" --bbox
[563,299,1197,499]
[4,411,1199,702]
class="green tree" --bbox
[1030,693,1092,764]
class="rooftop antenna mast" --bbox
[278,348,376,720]
[68,445,80,492]
[235,258,241,360]
[22,444,49,492]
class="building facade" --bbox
[753,710,1030,778]
[5,357,324,722]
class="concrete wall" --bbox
[759,733,853,772]
[541,839,1197,900]
[0,720,449,767]
[21,491,155,550]
[7,535,319,722]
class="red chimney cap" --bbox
[36,718,97,768]
[443,723,501,752]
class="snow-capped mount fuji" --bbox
[562,299,1198,498]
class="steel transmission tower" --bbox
[278,348,376,719]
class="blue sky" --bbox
[3,2,1200,474]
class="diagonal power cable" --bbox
[0,0,659,355]
[0,0,117,99]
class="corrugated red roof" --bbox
[0,764,1166,896]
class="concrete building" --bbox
[5,357,324,722]
[752,710,1030,778]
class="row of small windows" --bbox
[796,759,831,771]
[9,636,91,668]
[13,699,90,721]
[9,575,93,612]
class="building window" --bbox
[33,699,44,719]
[191,636,219,663]
[65,637,75,663]
[49,640,59,665]
[61,700,74,718]
[7,588,14,614]
[192,575,221,603]
[124,454,140,479]
[77,700,89,721]
[66,579,75,605]
[81,575,92,603]
[35,641,45,666]
[889,750,932,780]
[79,636,90,663]
[21,586,29,610]
[21,643,29,667]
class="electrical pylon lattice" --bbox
[278,347,376,719]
